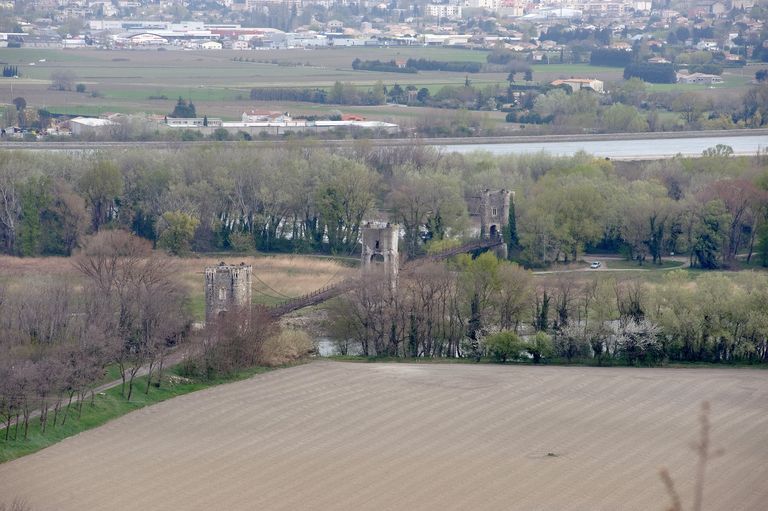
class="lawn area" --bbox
[0,364,279,464]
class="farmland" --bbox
[1,361,766,511]
[0,46,753,122]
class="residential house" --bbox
[677,72,723,84]
[550,78,605,93]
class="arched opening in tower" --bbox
[489,225,498,239]
[370,253,385,264]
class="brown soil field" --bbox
[1,361,766,510]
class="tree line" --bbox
[330,253,768,365]
[0,146,766,268]
[0,231,189,440]
[0,229,299,443]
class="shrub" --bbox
[526,332,554,363]
[260,329,313,366]
[75,83,86,93]
[484,331,524,363]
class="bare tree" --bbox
[75,230,189,400]
[50,70,77,91]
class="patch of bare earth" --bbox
[1,362,766,510]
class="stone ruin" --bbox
[204,262,252,324]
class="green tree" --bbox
[485,331,524,363]
[693,200,730,269]
[601,104,648,133]
[79,160,124,231]
[390,171,467,258]
[157,211,199,255]
[18,177,50,256]
[170,97,196,118]
[315,157,377,254]
[526,331,554,363]
[503,198,519,258]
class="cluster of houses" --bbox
[0,0,762,60]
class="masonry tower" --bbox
[205,262,252,324]
[361,223,399,282]
[479,189,513,259]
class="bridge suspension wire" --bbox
[251,273,294,299]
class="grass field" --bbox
[0,361,765,510]
[0,254,355,321]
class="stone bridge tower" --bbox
[480,189,513,259]
[205,262,252,324]
[361,223,399,283]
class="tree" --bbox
[504,196,519,257]
[484,331,523,363]
[157,210,199,255]
[50,71,76,91]
[526,331,553,363]
[692,200,730,269]
[615,319,661,365]
[170,97,196,118]
[79,160,124,231]
[601,104,648,133]
[315,157,377,254]
[75,230,188,400]
[11,97,25,112]
[389,171,467,258]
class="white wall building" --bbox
[426,3,463,18]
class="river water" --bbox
[437,134,768,158]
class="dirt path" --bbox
[1,361,766,511]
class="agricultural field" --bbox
[0,47,627,121]
[1,361,766,510]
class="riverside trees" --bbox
[330,260,768,364]
[1,145,765,269]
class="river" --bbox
[437,134,768,159]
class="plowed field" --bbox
[1,362,766,510]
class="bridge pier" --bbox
[479,189,512,260]
[204,262,253,324]
[361,223,399,288]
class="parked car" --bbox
[590,261,601,269]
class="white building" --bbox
[241,110,291,122]
[426,3,463,18]
[69,117,118,137]
[676,72,723,84]
[550,78,605,93]
[165,117,223,127]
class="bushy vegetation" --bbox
[351,58,417,73]
[405,58,482,73]
[589,48,633,67]
[330,253,768,365]
[623,63,677,84]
